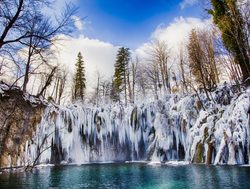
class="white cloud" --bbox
[180,0,198,9]
[53,35,119,91]
[136,17,212,58]
[133,16,213,92]
[72,16,84,31]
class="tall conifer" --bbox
[73,52,86,101]
[113,47,130,104]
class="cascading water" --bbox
[23,87,250,166]
[25,104,152,165]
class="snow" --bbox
[165,161,190,166]
[0,88,4,94]
[2,82,249,166]
[0,82,49,107]
[0,82,9,96]
[147,161,161,165]
[25,88,248,165]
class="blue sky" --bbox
[52,0,210,91]
[76,0,203,49]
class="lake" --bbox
[0,163,250,189]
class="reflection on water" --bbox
[0,164,250,189]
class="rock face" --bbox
[0,84,45,168]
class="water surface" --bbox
[0,163,250,189]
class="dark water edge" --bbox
[0,163,250,189]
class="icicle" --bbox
[21,91,249,166]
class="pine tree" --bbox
[113,47,130,104]
[209,0,250,85]
[73,52,86,101]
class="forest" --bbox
[0,0,249,107]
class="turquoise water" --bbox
[0,163,250,189]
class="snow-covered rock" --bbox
[21,87,250,167]
[1,82,250,168]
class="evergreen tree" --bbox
[209,0,250,85]
[113,47,130,104]
[73,52,86,101]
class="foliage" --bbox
[112,47,130,102]
[73,52,86,101]
[209,0,250,84]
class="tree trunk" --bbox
[96,75,100,106]
[127,72,132,103]
[180,56,188,93]
[124,63,128,106]
[23,44,33,93]
[132,63,136,103]
[38,67,57,96]
[239,59,250,86]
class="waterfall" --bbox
[24,90,250,166]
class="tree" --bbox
[90,71,112,106]
[209,0,250,85]
[145,40,171,94]
[187,29,220,100]
[144,59,160,100]
[0,0,75,50]
[0,0,76,92]
[99,79,111,103]
[73,52,86,101]
[113,47,130,105]
[54,67,67,105]
[130,57,139,103]
[142,40,171,99]
[136,62,148,98]
[38,66,57,96]
[178,45,189,94]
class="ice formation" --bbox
[21,86,250,166]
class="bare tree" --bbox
[95,71,101,106]
[127,65,132,104]
[144,60,160,100]
[130,57,139,103]
[0,0,76,49]
[89,71,113,105]
[0,0,76,93]
[135,62,148,98]
[178,45,189,94]
[213,26,242,86]
[38,66,57,96]
[100,80,111,100]
[55,68,67,104]
[187,29,220,100]
[146,40,171,94]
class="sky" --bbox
[74,0,205,48]
[50,0,212,91]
